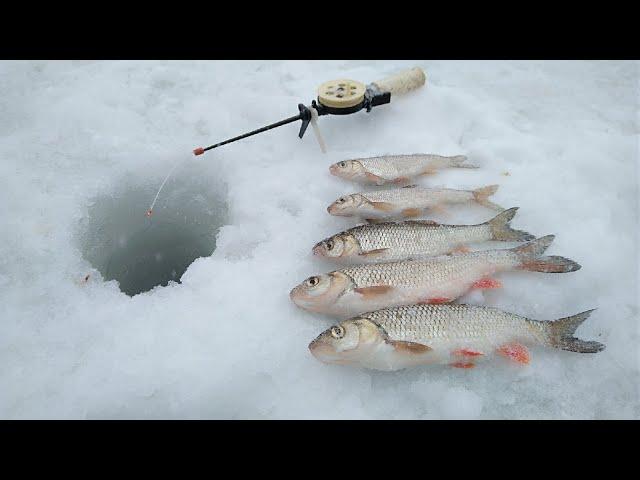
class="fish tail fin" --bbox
[472,184,502,210]
[545,309,605,353]
[512,235,581,273]
[486,207,535,242]
[450,155,479,169]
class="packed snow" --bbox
[0,60,638,419]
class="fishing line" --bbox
[146,158,182,217]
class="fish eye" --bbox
[339,162,347,168]
[326,240,334,250]
[337,197,346,203]
[306,276,319,287]
[330,325,345,339]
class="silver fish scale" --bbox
[357,154,451,180]
[340,250,516,288]
[362,187,473,205]
[363,304,548,345]
[349,222,490,257]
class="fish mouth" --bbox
[312,243,325,256]
[309,338,338,361]
[289,286,301,302]
[329,164,340,176]
[289,286,316,309]
[327,204,348,216]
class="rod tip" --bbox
[193,147,205,156]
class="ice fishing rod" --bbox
[147,67,427,217]
[193,66,426,156]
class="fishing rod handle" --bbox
[371,67,426,96]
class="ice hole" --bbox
[79,168,228,296]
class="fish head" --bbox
[327,194,366,216]
[312,233,360,260]
[329,160,365,181]
[309,318,385,365]
[289,271,353,312]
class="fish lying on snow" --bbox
[313,207,534,264]
[309,304,604,371]
[327,184,502,221]
[329,154,478,186]
[291,235,579,318]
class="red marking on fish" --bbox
[472,277,502,289]
[426,297,450,304]
[497,342,530,364]
[450,362,475,369]
[452,348,483,357]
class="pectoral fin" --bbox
[390,340,432,355]
[392,176,411,184]
[365,172,385,184]
[354,285,394,298]
[401,208,422,218]
[360,248,390,258]
[370,201,395,212]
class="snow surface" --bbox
[0,60,638,419]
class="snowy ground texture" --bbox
[1,60,638,419]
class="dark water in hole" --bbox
[80,171,228,296]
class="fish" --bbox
[312,207,534,264]
[290,235,580,318]
[329,154,478,186]
[308,304,604,371]
[327,184,502,221]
